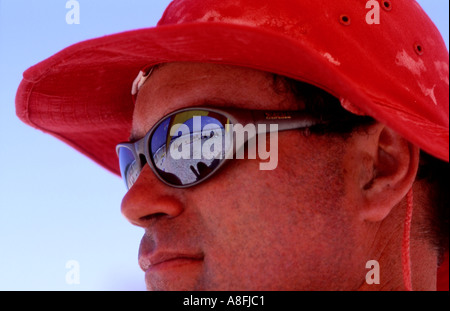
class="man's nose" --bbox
[120,165,184,227]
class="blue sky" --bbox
[0,0,448,291]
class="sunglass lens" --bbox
[118,147,139,189]
[149,111,232,186]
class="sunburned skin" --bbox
[121,62,431,291]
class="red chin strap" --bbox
[402,188,414,291]
[437,252,449,291]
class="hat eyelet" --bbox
[414,43,424,55]
[382,0,392,11]
[339,14,351,26]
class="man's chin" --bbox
[145,258,204,291]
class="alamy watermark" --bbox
[65,260,80,285]
[164,118,279,171]
[366,0,381,25]
[365,260,380,285]
[66,0,80,25]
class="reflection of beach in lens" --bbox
[153,128,226,185]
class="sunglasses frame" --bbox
[116,106,325,189]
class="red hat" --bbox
[15,0,449,290]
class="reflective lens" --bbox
[118,110,233,189]
[150,111,232,186]
[118,147,139,190]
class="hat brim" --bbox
[16,22,449,176]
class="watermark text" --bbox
[66,0,80,25]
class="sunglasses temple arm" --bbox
[224,110,322,158]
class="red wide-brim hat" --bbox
[15,0,449,290]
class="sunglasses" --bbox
[116,107,324,190]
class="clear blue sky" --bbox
[0,0,448,291]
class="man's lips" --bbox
[139,251,204,272]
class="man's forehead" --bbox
[130,62,301,140]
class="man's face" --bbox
[121,62,367,290]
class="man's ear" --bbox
[359,125,420,222]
